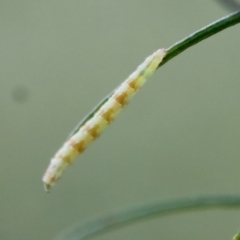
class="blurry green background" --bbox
[0,1,240,240]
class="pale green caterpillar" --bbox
[42,48,167,191]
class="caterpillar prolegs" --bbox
[42,48,167,191]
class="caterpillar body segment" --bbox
[42,48,167,191]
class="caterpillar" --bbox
[42,48,167,191]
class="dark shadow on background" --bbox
[217,0,240,11]
[12,84,30,104]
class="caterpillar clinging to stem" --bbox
[42,48,167,191]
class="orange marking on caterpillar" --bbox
[72,141,86,153]
[114,91,130,106]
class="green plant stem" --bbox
[159,10,240,67]
[70,11,240,137]
[53,195,240,240]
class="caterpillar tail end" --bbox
[42,172,53,192]
[44,183,51,193]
